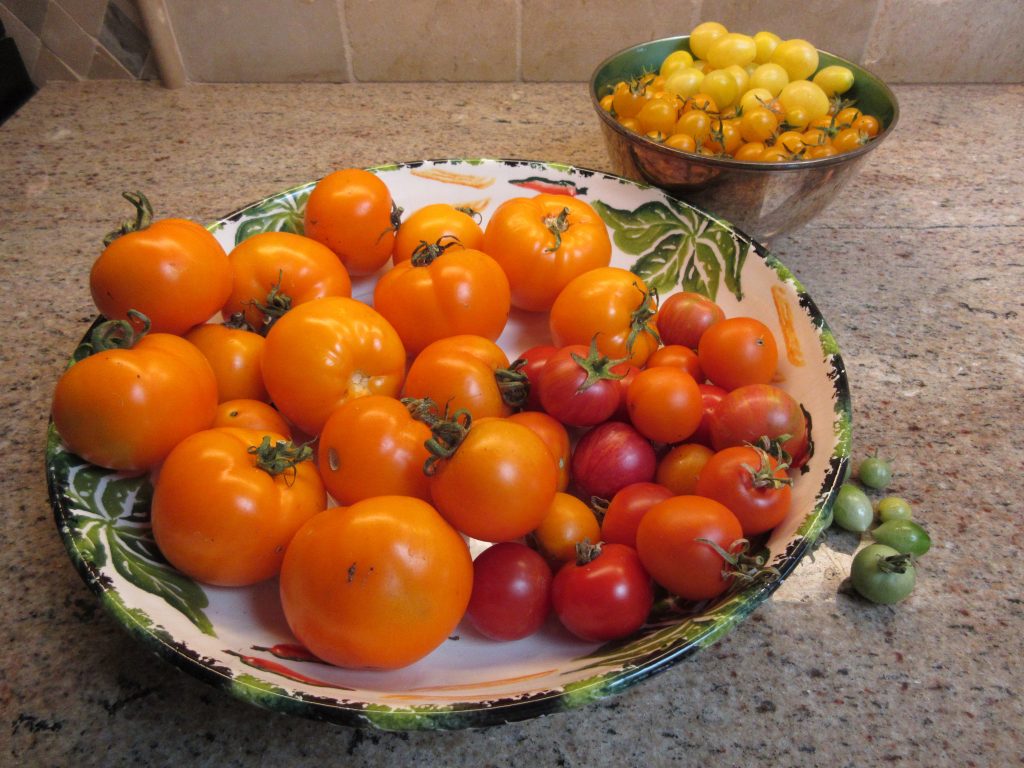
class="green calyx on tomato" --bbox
[404,397,473,475]
[626,281,661,355]
[103,190,154,246]
[409,236,463,267]
[696,536,780,590]
[494,358,531,410]
[741,442,794,490]
[249,270,293,333]
[569,336,627,392]
[83,309,151,357]
[246,435,314,480]
[543,207,572,253]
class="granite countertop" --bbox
[3,81,1022,766]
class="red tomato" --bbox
[635,495,743,601]
[482,194,612,312]
[532,492,602,564]
[393,203,484,264]
[599,482,674,549]
[571,421,657,500]
[260,297,406,435]
[90,192,232,335]
[697,316,779,390]
[656,291,725,348]
[507,410,571,491]
[709,383,808,465]
[625,366,703,444]
[537,342,624,427]
[695,444,793,536]
[465,542,553,641]
[551,542,653,642]
[514,344,558,411]
[373,243,511,356]
[184,322,269,403]
[151,428,326,586]
[221,231,352,332]
[691,383,729,446]
[51,320,218,471]
[279,497,473,669]
[303,168,399,276]
[549,267,660,367]
[212,399,292,437]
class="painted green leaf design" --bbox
[593,198,748,302]
[234,188,311,245]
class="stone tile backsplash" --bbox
[3,0,1022,88]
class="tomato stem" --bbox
[103,191,154,246]
[877,552,914,574]
[495,359,530,410]
[570,336,627,392]
[574,539,602,566]
[542,207,571,253]
[741,439,794,490]
[250,270,293,333]
[696,537,781,589]
[409,401,473,476]
[410,236,462,267]
[86,309,151,355]
[626,282,661,355]
[247,435,314,483]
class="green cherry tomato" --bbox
[872,519,932,557]
[876,496,913,522]
[858,455,893,490]
[832,483,874,532]
[850,544,916,604]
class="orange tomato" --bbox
[625,366,703,444]
[507,410,571,491]
[697,316,779,390]
[393,203,484,263]
[184,322,269,402]
[532,492,601,564]
[646,343,703,381]
[482,194,612,312]
[212,399,292,437]
[656,442,714,495]
[151,428,326,586]
[279,497,473,670]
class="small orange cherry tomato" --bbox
[626,366,703,444]
[151,427,326,586]
[279,497,473,670]
[646,344,703,381]
[213,399,292,437]
[482,195,612,312]
[656,442,714,495]
[697,316,779,391]
[303,168,400,276]
[90,192,231,335]
[532,493,601,564]
[507,410,571,492]
[851,114,880,137]
[221,231,352,332]
[316,395,432,505]
[261,297,406,436]
[393,203,484,263]
[184,322,269,402]
[373,241,511,356]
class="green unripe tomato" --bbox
[858,455,893,490]
[850,544,916,604]
[832,482,873,532]
[872,519,931,557]
[876,496,913,522]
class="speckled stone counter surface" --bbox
[3,81,1022,766]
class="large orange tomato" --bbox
[373,242,511,356]
[549,267,660,367]
[221,231,352,332]
[316,395,432,505]
[279,497,473,670]
[260,297,406,436]
[184,321,269,402]
[482,194,612,312]
[151,428,326,587]
[402,335,526,420]
[51,318,218,471]
[90,192,232,335]
[303,168,399,276]
[393,203,484,263]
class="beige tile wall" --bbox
[5,0,1023,87]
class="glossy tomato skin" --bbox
[697,316,779,391]
[691,383,729,446]
[466,542,553,641]
[507,410,571,491]
[695,445,792,536]
[212,398,292,437]
[184,322,269,402]
[515,344,558,410]
[483,194,611,312]
[373,247,511,356]
[532,492,602,564]
[221,231,352,332]
[551,543,653,642]
[303,168,398,276]
[656,442,714,496]
[279,497,473,670]
[709,383,808,464]
[260,296,406,436]
[656,291,725,349]
[571,421,657,500]
[403,335,518,420]
[151,427,326,586]
[549,267,660,367]
[537,344,622,428]
[51,331,218,471]
[635,495,743,601]
[430,417,558,543]
[625,366,703,445]
[600,482,674,549]
[90,210,232,335]
[646,344,703,381]
[316,395,432,505]
[393,203,484,264]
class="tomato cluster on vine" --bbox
[51,167,811,671]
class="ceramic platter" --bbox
[46,159,851,731]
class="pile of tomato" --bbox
[51,168,810,671]
[600,21,883,161]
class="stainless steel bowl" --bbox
[590,36,900,242]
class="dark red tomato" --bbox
[551,542,653,642]
[465,542,553,642]
[600,482,674,548]
[516,344,557,410]
[690,383,728,446]
[537,343,623,427]
[694,445,793,536]
[656,292,725,349]
[610,362,640,422]
[709,383,808,466]
[571,421,657,500]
